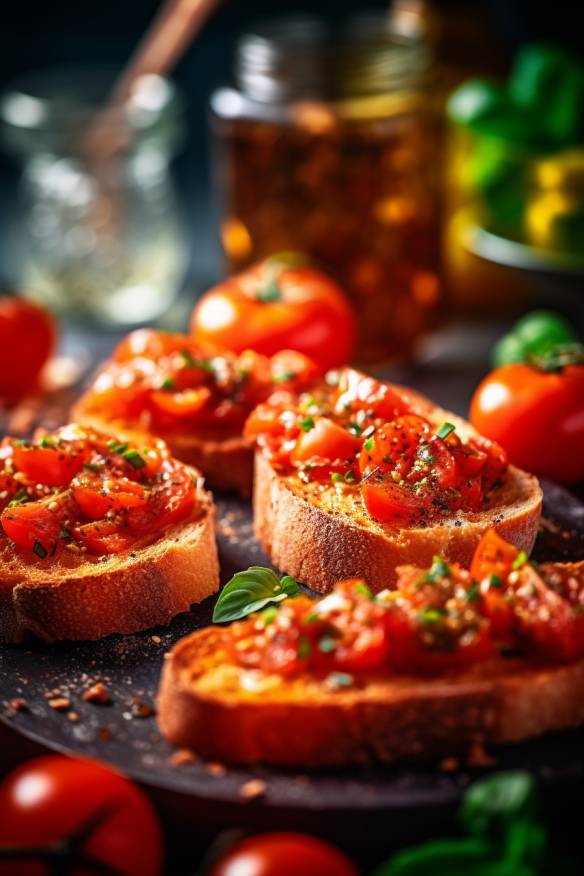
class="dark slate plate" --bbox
[1,486,584,852]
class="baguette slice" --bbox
[157,625,584,767]
[71,401,254,497]
[0,474,219,644]
[253,383,543,593]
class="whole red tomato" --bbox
[209,832,360,876]
[0,755,163,876]
[470,363,584,483]
[0,296,56,401]
[190,255,356,374]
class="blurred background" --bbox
[0,0,583,386]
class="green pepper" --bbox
[493,310,580,367]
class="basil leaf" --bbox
[461,771,536,838]
[213,566,300,623]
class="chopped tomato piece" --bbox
[470,529,520,583]
[150,388,211,418]
[1,493,71,556]
[71,475,149,521]
[361,478,430,524]
[12,443,89,487]
[74,520,138,555]
[126,464,196,534]
[114,329,187,362]
[292,418,360,464]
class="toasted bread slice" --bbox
[71,402,254,497]
[0,475,219,644]
[253,383,543,593]
[157,625,584,767]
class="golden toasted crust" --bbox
[71,401,254,497]
[252,379,543,593]
[157,626,584,767]
[0,477,220,644]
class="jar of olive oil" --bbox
[210,13,445,364]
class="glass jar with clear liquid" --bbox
[0,69,187,325]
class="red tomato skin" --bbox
[292,418,360,465]
[0,297,56,400]
[0,755,163,876]
[209,832,360,876]
[13,445,89,487]
[191,262,356,374]
[470,363,584,483]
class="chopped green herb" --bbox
[272,370,296,384]
[32,540,48,559]
[257,276,282,302]
[512,550,528,571]
[12,439,27,447]
[84,462,101,473]
[344,470,357,484]
[260,606,279,626]
[60,528,72,539]
[298,635,312,660]
[8,489,28,508]
[363,437,375,452]
[424,556,451,583]
[160,376,176,391]
[108,440,129,454]
[325,672,353,689]
[318,637,337,653]
[418,606,447,625]
[299,416,315,432]
[489,574,503,589]
[331,472,343,483]
[348,422,362,437]
[180,349,213,371]
[436,422,456,440]
[122,449,147,470]
[39,436,56,448]
[466,582,480,603]
[355,582,373,599]
[305,612,320,624]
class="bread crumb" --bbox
[67,711,79,722]
[206,762,226,777]
[8,697,28,712]
[467,741,495,767]
[48,697,71,711]
[239,779,267,800]
[82,682,111,705]
[439,757,459,772]
[129,698,155,718]
[151,635,162,644]
[168,749,196,767]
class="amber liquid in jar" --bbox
[211,16,444,363]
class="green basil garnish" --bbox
[213,566,300,623]
[122,449,147,470]
[436,421,456,440]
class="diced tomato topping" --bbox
[292,418,360,465]
[150,388,212,418]
[71,475,149,521]
[361,478,430,524]
[73,520,139,555]
[1,493,73,556]
[13,443,89,487]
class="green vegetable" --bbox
[461,772,537,840]
[160,376,176,391]
[493,310,581,368]
[512,550,528,571]
[298,635,312,660]
[180,349,213,371]
[32,540,48,559]
[436,422,456,440]
[331,472,343,483]
[299,416,315,432]
[213,566,300,623]
[122,449,147,470]
[84,462,101,473]
[7,489,29,508]
[424,556,452,583]
[344,470,357,484]
[363,437,375,451]
[348,422,363,437]
[108,440,129,454]
[272,370,296,384]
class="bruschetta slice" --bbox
[157,531,584,767]
[0,424,219,643]
[72,329,318,496]
[245,369,542,592]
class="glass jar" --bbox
[210,13,445,364]
[0,69,187,325]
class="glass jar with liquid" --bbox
[210,13,445,363]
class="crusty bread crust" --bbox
[0,477,220,644]
[157,626,584,767]
[252,381,543,593]
[71,400,254,497]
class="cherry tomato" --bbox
[0,296,56,401]
[209,832,360,876]
[292,418,360,464]
[470,363,584,483]
[0,755,163,876]
[191,255,356,374]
